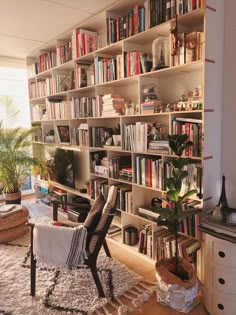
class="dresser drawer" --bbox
[212,266,236,294]
[212,290,236,315]
[213,240,236,266]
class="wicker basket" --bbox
[0,206,29,243]
[0,223,29,243]
[0,207,29,231]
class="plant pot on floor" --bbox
[3,191,21,204]
[155,257,200,313]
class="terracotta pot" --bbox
[3,191,22,204]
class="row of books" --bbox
[70,124,88,146]
[163,160,202,197]
[153,228,201,266]
[114,184,133,213]
[71,28,98,59]
[124,51,153,77]
[74,63,95,88]
[134,155,163,190]
[138,225,201,265]
[122,122,150,152]
[38,50,57,73]
[149,0,204,28]
[106,4,146,45]
[57,40,72,65]
[95,56,117,84]
[89,127,113,148]
[90,178,109,200]
[71,96,97,118]
[172,116,202,157]
[109,156,132,181]
[170,31,204,67]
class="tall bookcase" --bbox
[27,0,223,277]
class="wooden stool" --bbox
[0,206,29,243]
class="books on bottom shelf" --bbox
[0,204,23,218]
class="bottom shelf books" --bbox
[137,225,201,268]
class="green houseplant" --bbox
[153,133,202,276]
[0,96,43,203]
[152,133,202,312]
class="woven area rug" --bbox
[0,200,155,315]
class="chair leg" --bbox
[89,262,105,298]
[103,240,111,257]
[30,225,36,296]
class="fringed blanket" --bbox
[33,223,87,269]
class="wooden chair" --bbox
[29,185,118,298]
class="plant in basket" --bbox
[152,133,202,312]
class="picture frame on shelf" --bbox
[56,125,70,144]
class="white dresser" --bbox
[203,233,236,314]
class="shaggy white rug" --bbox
[0,200,155,315]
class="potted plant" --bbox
[0,96,44,203]
[112,123,121,146]
[152,133,202,312]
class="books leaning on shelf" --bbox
[74,63,95,88]
[72,28,98,58]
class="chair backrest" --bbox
[87,185,117,255]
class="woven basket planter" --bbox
[155,257,200,313]
[3,191,21,204]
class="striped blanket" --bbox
[33,223,87,269]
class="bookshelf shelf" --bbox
[28,0,224,281]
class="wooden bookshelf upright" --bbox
[27,0,224,302]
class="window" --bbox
[0,61,32,194]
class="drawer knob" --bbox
[218,278,225,285]
[217,303,224,310]
[218,251,225,258]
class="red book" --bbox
[147,159,152,187]
[184,122,191,156]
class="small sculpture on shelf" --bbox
[152,37,170,70]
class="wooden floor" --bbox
[107,240,209,315]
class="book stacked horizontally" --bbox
[0,204,23,218]
[101,94,125,117]
[148,140,170,154]
[107,224,122,238]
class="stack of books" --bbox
[119,167,133,182]
[101,94,125,117]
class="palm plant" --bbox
[152,133,202,277]
[0,96,43,199]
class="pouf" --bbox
[0,206,29,243]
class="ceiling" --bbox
[0,0,118,65]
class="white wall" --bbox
[221,1,236,207]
